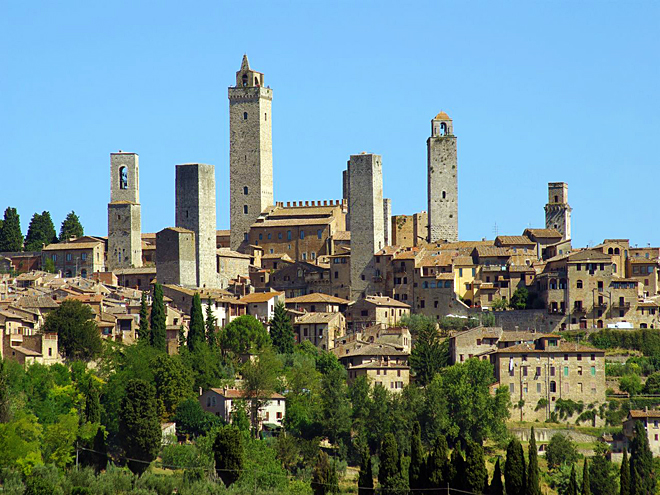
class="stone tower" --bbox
[347,153,385,300]
[175,163,218,288]
[427,112,458,242]
[107,152,142,270]
[156,227,196,288]
[545,182,572,240]
[228,55,273,251]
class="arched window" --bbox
[576,280,583,289]
[550,279,557,290]
[559,279,567,289]
[243,112,248,120]
[242,74,248,87]
[440,122,447,135]
[119,166,128,189]
[608,248,614,254]
[442,191,446,199]
[254,77,259,86]
[554,195,559,203]
[615,248,620,254]
[243,186,248,195]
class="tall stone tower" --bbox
[347,153,385,300]
[545,182,572,240]
[228,55,273,251]
[107,152,142,270]
[175,163,218,288]
[427,112,458,243]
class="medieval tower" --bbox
[107,152,142,270]
[427,112,458,243]
[347,153,385,300]
[545,182,572,240]
[175,163,218,288]
[228,55,273,251]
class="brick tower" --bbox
[107,152,142,270]
[228,55,273,251]
[545,182,572,241]
[427,112,458,243]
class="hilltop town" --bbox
[1,56,659,494]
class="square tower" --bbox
[156,227,196,288]
[107,152,142,270]
[427,112,458,243]
[545,182,572,241]
[347,153,385,300]
[175,163,218,288]
[228,55,274,251]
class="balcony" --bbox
[573,305,586,313]
[612,300,631,308]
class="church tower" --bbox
[545,182,572,240]
[107,152,142,270]
[228,55,273,251]
[427,112,458,243]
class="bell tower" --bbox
[545,182,572,240]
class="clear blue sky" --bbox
[2,1,658,248]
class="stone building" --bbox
[285,293,350,314]
[156,227,196,288]
[229,55,273,251]
[491,334,606,423]
[623,410,660,456]
[545,182,572,241]
[200,388,285,429]
[107,152,142,270]
[427,112,458,243]
[340,344,410,392]
[293,312,345,351]
[346,295,410,332]
[217,249,251,289]
[175,163,218,288]
[391,212,428,248]
[383,198,392,246]
[347,153,385,299]
[42,236,105,278]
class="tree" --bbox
[269,302,295,354]
[119,379,161,475]
[312,450,337,495]
[643,372,660,394]
[149,283,167,352]
[138,291,150,342]
[58,211,84,241]
[379,433,404,495]
[620,374,643,396]
[409,317,447,386]
[567,464,579,495]
[590,443,617,495]
[44,299,102,361]
[546,433,579,470]
[213,426,244,487]
[358,447,375,495]
[527,427,542,495]
[241,348,281,436]
[173,397,223,438]
[151,354,191,420]
[465,440,488,494]
[43,258,56,273]
[320,365,351,447]
[0,359,11,423]
[621,448,630,495]
[409,421,425,490]
[448,448,466,491]
[489,458,504,495]
[24,211,57,252]
[220,315,270,357]
[427,435,450,489]
[187,293,205,353]
[205,297,217,347]
[504,438,526,495]
[582,458,591,495]
[509,287,530,310]
[0,207,22,252]
[84,380,101,424]
[630,421,655,495]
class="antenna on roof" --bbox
[492,222,499,238]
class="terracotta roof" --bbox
[15,295,59,309]
[287,293,350,304]
[208,388,285,400]
[114,267,157,275]
[43,242,102,251]
[252,218,335,228]
[364,295,411,308]
[524,228,563,239]
[294,312,342,325]
[261,253,293,260]
[376,246,402,256]
[452,256,475,266]
[496,341,604,354]
[162,227,194,234]
[342,343,409,358]
[216,230,230,236]
[350,362,410,370]
[495,235,535,246]
[217,249,251,259]
[628,410,660,419]
[239,291,284,303]
[434,111,451,120]
[333,231,351,241]
[567,250,612,262]
[9,346,41,357]
[473,246,514,258]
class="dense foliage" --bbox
[44,299,102,361]
[24,211,57,251]
[58,210,84,241]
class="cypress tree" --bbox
[59,210,84,241]
[0,207,22,252]
[621,449,630,495]
[409,421,425,490]
[568,464,579,495]
[205,297,217,347]
[527,427,542,495]
[582,458,591,495]
[489,458,504,495]
[630,421,655,495]
[92,425,108,473]
[84,380,101,424]
[24,211,57,251]
[379,433,400,495]
[358,447,375,495]
[188,293,205,352]
[269,301,295,354]
[138,291,150,342]
[449,448,466,491]
[149,283,167,352]
[464,439,488,494]
[504,438,526,495]
[427,434,450,489]
[213,426,245,487]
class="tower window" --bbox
[265,113,267,121]
[300,231,305,240]
[317,229,322,239]
[243,186,248,195]
[119,166,128,190]
[243,205,248,214]
[242,74,248,87]
[287,230,292,241]
[442,191,446,199]
[243,112,248,120]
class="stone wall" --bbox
[156,228,196,288]
[427,123,458,242]
[383,198,391,246]
[492,309,564,333]
[108,202,142,270]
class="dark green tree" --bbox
[427,435,450,489]
[465,440,488,494]
[312,450,337,495]
[187,293,205,353]
[24,211,57,251]
[138,291,150,342]
[504,438,526,495]
[241,348,281,436]
[358,447,375,495]
[448,448,466,491]
[590,443,617,495]
[91,425,108,473]
[527,427,542,495]
[546,433,579,470]
[213,426,244,487]
[490,458,504,495]
[119,379,161,475]
[621,448,631,495]
[151,354,191,420]
[409,317,447,386]
[568,465,579,495]
[173,397,223,438]
[509,287,530,310]
[642,372,660,394]
[409,421,426,490]
[43,257,56,273]
[630,421,655,495]
[205,297,217,347]
[220,315,270,357]
[59,210,84,241]
[84,380,101,424]
[320,365,351,447]
[0,359,11,423]
[44,299,102,361]
[379,433,403,495]
[0,207,22,252]
[149,283,167,352]
[269,301,295,354]
[582,458,591,495]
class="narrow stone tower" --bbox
[107,152,142,270]
[427,112,458,243]
[347,153,385,300]
[175,163,218,288]
[228,55,273,251]
[545,182,572,240]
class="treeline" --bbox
[0,206,84,254]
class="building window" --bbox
[243,112,248,120]
[591,354,595,361]
[577,354,582,361]
[591,366,596,376]
[300,231,305,240]
[243,186,248,195]
[259,233,263,240]
[564,366,569,377]
[243,205,248,214]
[550,381,556,393]
[550,366,555,376]
[278,232,282,240]
[66,253,72,262]
[81,253,87,261]
[287,230,292,240]
[244,233,248,241]
[577,280,583,289]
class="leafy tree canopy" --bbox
[0,207,22,252]
[220,315,270,357]
[269,301,295,354]
[546,433,579,470]
[24,211,57,252]
[44,299,102,362]
[58,211,84,241]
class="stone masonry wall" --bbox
[156,227,196,288]
[427,135,458,242]
[108,203,142,270]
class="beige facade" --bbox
[293,312,345,351]
[199,388,285,428]
[340,344,410,392]
[623,410,660,456]
[285,293,350,313]
[428,112,458,243]
[391,212,428,248]
[42,237,105,278]
[346,295,410,332]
